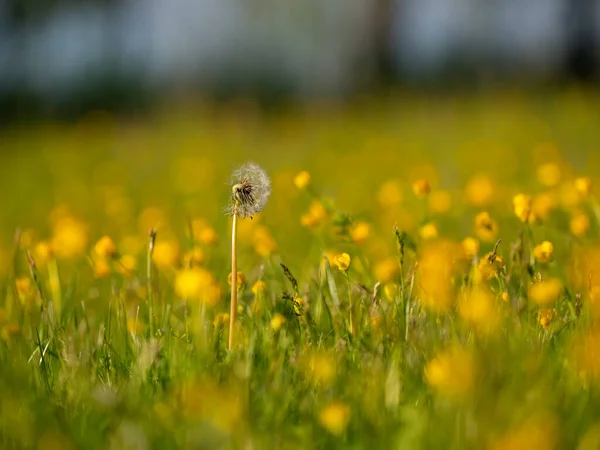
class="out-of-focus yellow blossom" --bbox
[319,402,351,436]
[176,268,214,300]
[383,283,399,301]
[570,212,590,237]
[333,253,351,272]
[425,347,476,399]
[253,225,277,257]
[1,323,20,342]
[127,317,144,336]
[589,286,600,318]
[560,182,582,210]
[529,278,562,305]
[15,277,34,305]
[93,258,111,278]
[94,235,117,259]
[252,280,266,296]
[513,193,533,223]
[474,212,499,242]
[377,180,403,207]
[459,287,499,333]
[152,241,180,269]
[227,271,246,289]
[270,313,286,331]
[501,291,510,302]
[418,242,454,312]
[533,192,556,221]
[294,170,311,190]
[183,247,204,267]
[575,176,592,198]
[461,237,480,261]
[301,201,328,228]
[34,241,53,266]
[117,254,137,276]
[137,207,166,235]
[373,257,399,283]
[533,241,554,264]
[476,252,505,281]
[489,415,560,450]
[464,174,495,207]
[213,312,229,328]
[51,217,89,260]
[197,227,217,246]
[538,308,556,329]
[419,222,439,240]
[428,189,452,214]
[351,221,370,244]
[303,351,336,386]
[537,162,562,187]
[412,179,431,198]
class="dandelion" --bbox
[333,253,351,272]
[319,402,351,436]
[227,162,271,350]
[294,170,311,190]
[412,179,431,198]
[513,193,533,223]
[575,176,592,198]
[533,241,554,264]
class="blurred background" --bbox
[1,0,599,121]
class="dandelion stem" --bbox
[229,204,239,350]
[147,228,157,337]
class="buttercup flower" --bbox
[533,241,554,264]
[227,162,271,218]
[412,179,431,198]
[575,176,592,198]
[513,193,533,223]
[333,253,351,272]
[294,171,311,190]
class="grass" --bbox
[1,89,600,449]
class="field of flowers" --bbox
[2,89,600,449]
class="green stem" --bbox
[345,272,353,335]
[229,206,239,350]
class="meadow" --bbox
[2,88,600,449]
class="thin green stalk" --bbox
[147,229,157,337]
[229,205,239,351]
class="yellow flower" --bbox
[425,347,476,399]
[513,193,533,223]
[529,278,562,305]
[417,242,454,312]
[34,241,53,265]
[227,271,246,289]
[253,225,277,257]
[377,180,403,207]
[252,280,266,296]
[575,176,592,198]
[474,212,498,242]
[213,312,229,328]
[501,291,510,302]
[538,308,555,329]
[373,257,399,283]
[51,217,89,260]
[93,258,111,278]
[532,192,556,221]
[477,252,505,281]
[292,297,304,316]
[412,179,431,198]
[175,268,214,300]
[428,190,452,214]
[117,254,137,276]
[301,201,327,228]
[461,237,479,261]
[271,313,286,331]
[304,351,336,386]
[419,222,439,240]
[464,174,494,207]
[351,222,370,244]
[152,241,180,269]
[199,227,218,246]
[333,253,351,272]
[533,241,554,264]
[94,236,117,259]
[183,246,204,267]
[537,162,562,187]
[489,415,559,450]
[458,287,499,333]
[319,402,351,436]
[383,283,399,301]
[294,170,311,190]
[1,323,20,342]
[571,212,590,237]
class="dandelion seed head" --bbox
[227,162,271,218]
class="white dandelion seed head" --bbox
[227,162,271,218]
